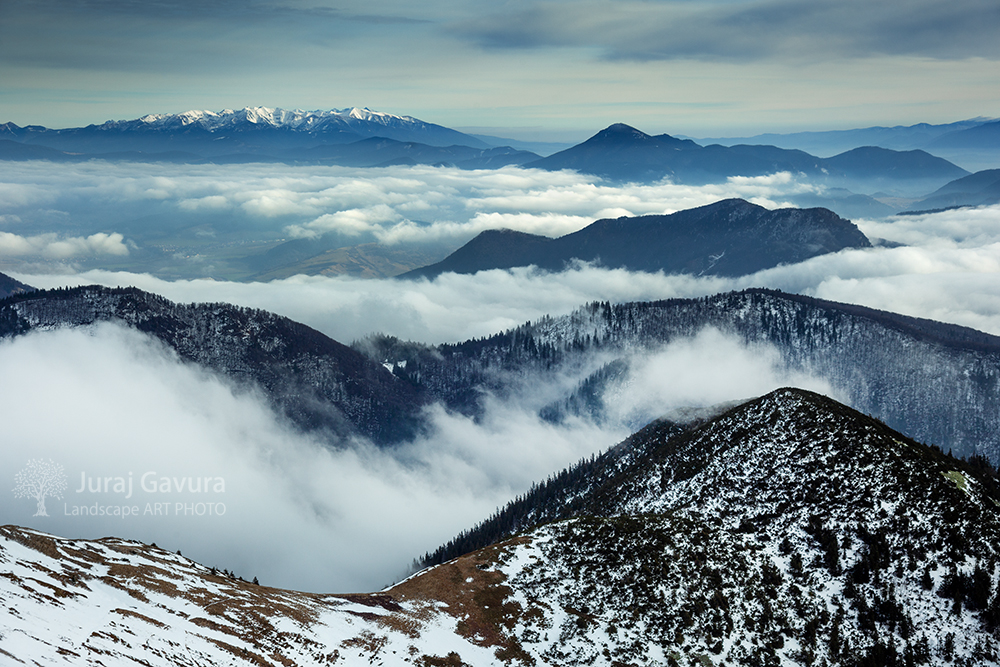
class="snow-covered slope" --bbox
[129,106,444,135]
[132,106,392,131]
[430,388,1000,665]
[0,524,504,666]
[5,389,1000,666]
[366,289,1000,461]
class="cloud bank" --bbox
[16,203,1000,344]
[0,322,824,592]
[0,231,128,259]
[0,161,820,263]
[4,170,999,593]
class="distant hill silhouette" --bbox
[929,119,1000,149]
[402,198,871,279]
[905,168,1000,212]
[0,271,32,298]
[527,123,968,184]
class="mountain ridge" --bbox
[5,283,999,459]
[362,288,1000,459]
[6,388,1000,665]
[425,387,1000,565]
[402,198,872,279]
[0,271,33,299]
[0,106,491,154]
[906,168,1000,211]
[0,285,428,444]
[692,117,996,155]
[527,123,969,187]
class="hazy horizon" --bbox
[2,0,998,135]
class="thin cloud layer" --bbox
[0,231,128,258]
[4,186,999,593]
[455,0,1000,62]
[604,328,838,428]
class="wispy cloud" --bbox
[0,160,819,268]
[5,187,1000,592]
[7,160,1000,340]
[454,0,1000,62]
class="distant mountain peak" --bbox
[584,123,662,145]
[599,122,649,136]
[404,198,869,279]
[1,106,492,155]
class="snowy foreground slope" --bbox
[4,389,1000,666]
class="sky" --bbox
[1,0,998,137]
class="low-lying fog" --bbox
[2,160,999,592]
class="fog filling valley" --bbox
[2,160,1000,592]
[0,322,836,592]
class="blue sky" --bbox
[1,0,998,138]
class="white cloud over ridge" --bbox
[17,212,1000,344]
[0,322,825,592]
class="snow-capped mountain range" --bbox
[134,106,418,131]
[0,106,493,157]
[115,106,487,147]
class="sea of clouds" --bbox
[0,161,817,262]
[2,160,999,592]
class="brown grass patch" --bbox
[1,526,62,561]
[341,629,389,656]
[377,612,422,639]
[420,651,472,667]
[0,646,22,664]
[190,616,229,633]
[337,593,404,612]
[204,637,272,667]
[112,608,167,628]
[388,536,535,665]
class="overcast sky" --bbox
[1,0,997,137]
